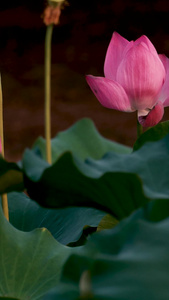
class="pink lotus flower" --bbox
[86,32,169,127]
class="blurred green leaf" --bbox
[33,118,132,162]
[0,204,73,299]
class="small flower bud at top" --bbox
[43,5,61,25]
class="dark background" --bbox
[1,0,169,160]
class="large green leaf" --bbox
[33,118,132,162]
[43,199,169,300]
[23,149,148,219]
[0,205,73,299]
[6,192,105,245]
[1,132,169,221]
[23,134,169,219]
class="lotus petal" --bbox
[117,43,166,110]
[86,75,135,112]
[104,32,129,80]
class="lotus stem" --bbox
[0,76,9,221]
[137,119,143,139]
[45,24,53,164]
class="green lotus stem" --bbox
[137,119,143,139]
[45,24,53,164]
[0,76,9,221]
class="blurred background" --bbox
[0,0,169,160]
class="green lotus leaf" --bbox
[0,205,73,299]
[6,192,105,245]
[23,148,148,219]
[33,118,132,162]
[23,134,169,219]
[1,126,169,222]
[43,199,169,300]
